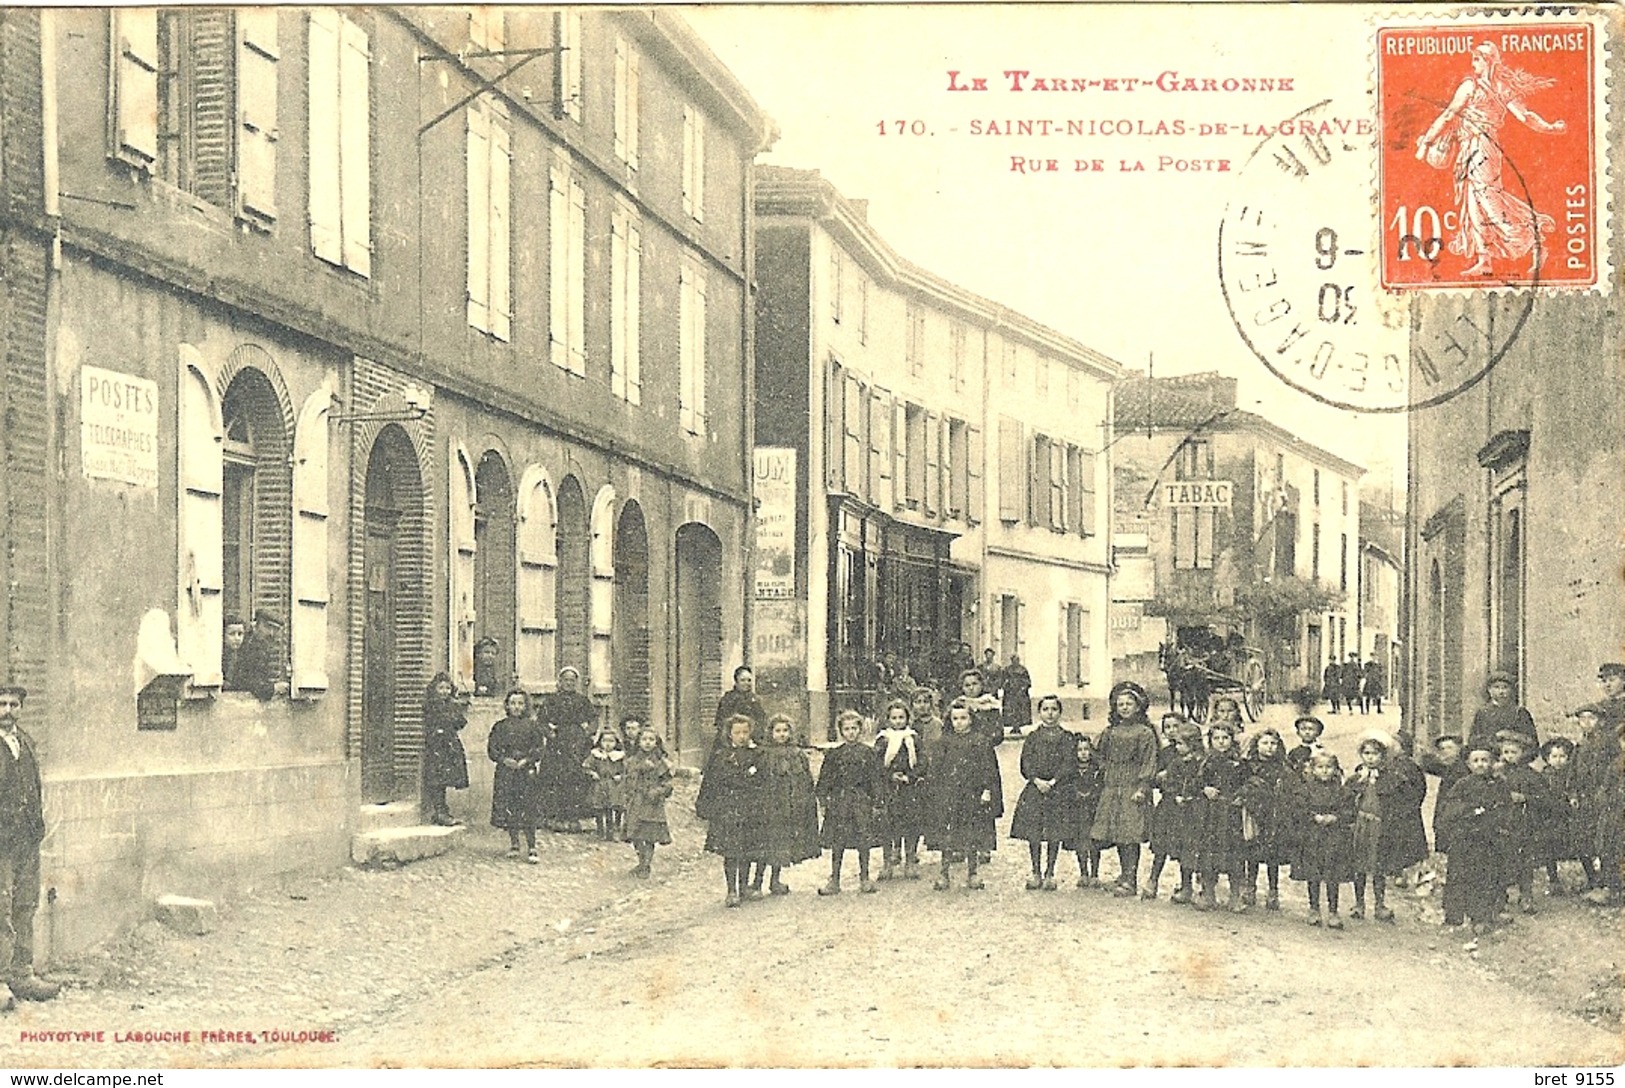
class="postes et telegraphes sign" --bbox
[80,364,159,489]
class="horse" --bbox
[1158,642,1210,723]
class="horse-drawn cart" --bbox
[1158,624,1267,723]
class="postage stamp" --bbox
[1376,16,1605,291]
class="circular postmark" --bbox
[1218,98,1537,414]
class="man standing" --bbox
[1345,652,1366,713]
[0,684,59,1007]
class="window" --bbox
[113,10,281,227]
[858,279,869,346]
[612,36,640,169]
[1029,433,1052,527]
[829,249,843,324]
[1077,449,1097,537]
[308,9,371,274]
[1341,480,1350,516]
[946,418,968,518]
[681,105,705,221]
[1339,532,1349,593]
[1274,508,1298,578]
[1484,436,1528,685]
[1311,522,1322,582]
[1313,468,1321,506]
[1275,452,1286,484]
[949,324,967,393]
[221,401,256,623]
[998,417,1024,522]
[466,100,511,341]
[610,204,642,404]
[679,257,708,435]
[1171,439,1215,569]
[905,405,926,508]
[549,161,586,375]
[555,11,582,122]
[906,303,924,377]
[517,468,559,689]
[1059,603,1089,686]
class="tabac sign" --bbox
[81,365,159,489]
[1161,480,1233,508]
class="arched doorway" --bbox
[613,501,651,725]
[555,476,590,682]
[473,451,516,696]
[674,523,723,756]
[361,425,426,803]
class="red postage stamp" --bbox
[1377,19,1600,290]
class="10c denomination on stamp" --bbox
[1377,18,1602,291]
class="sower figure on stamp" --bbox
[1414,42,1565,278]
[0,684,60,1006]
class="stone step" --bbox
[350,825,463,867]
[354,800,422,834]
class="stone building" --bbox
[0,8,770,956]
[752,167,1120,735]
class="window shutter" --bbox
[338,17,371,275]
[1027,436,1044,527]
[825,360,845,492]
[1079,450,1097,537]
[870,389,889,509]
[626,49,640,170]
[178,361,224,688]
[237,8,280,223]
[290,386,331,695]
[923,410,940,517]
[1050,441,1066,530]
[568,177,587,376]
[549,168,569,371]
[998,417,1023,522]
[189,12,234,209]
[943,419,958,520]
[1057,603,1069,687]
[450,449,478,686]
[465,108,490,333]
[681,107,695,218]
[489,114,512,341]
[558,13,582,122]
[306,10,342,263]
[690,107,705,221]
[842,373,864,501]
[517,472,558,689]
[613,39,628,161]
[590,488,616,694]
[1076,608,1091,685]
[112,9,159,166]
[1016,598,1027,660]
[610,213,626,399]
[613,39,639,168]
[626,221,641,403]
[967,424,984,525]
[892,401,907,511]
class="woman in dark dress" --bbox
[488,689,546,863]
[421,672,470,826]
[538,666,597,832]
[1009,694,1077,890]
[1000,656,1034,738]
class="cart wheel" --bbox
[1242,660,1266,722]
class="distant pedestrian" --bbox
[1292,752,1355,929]
[420,672,470,827]
[1065,733,1106,888]
[697,715,765,907]
[582,723,629,841]
[488,689,545,863]
[1437,744,1510,938]
[1142,720,1202,903]
[816,710,884,896]
[0,683,60,1005]
[1467,670,1537,755]
[1344,652,1365,713]
[1193,720,1248,913]
[751,714,820,896]
[875,701,927,882]
[1091,682,1159,897]
[1345,731,1429,922]
[1362,660,1387,715]
[1009,695,1076,891]
[1000,655,1033,738]
[927,698,1002,891]
[1240,727,1295,912]
[1323,661,1343,715]
[623,724,673,879]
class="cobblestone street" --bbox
[1,709,1619,1069]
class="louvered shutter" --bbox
[1079,450,1098,537]
[625,222,642,403]
[517,472,558,689]
[466,108,490,333]
[489,114,512,341]
[869,388,888,508]
[338,17,371,274]
[178,361,224,688]
[967,424,984,524]
[998,418,1023,522]
[892,401,907,511]
[568,177,587,375]
[549,168,569,370]
[842,373,863,501]
[923,410,940,517]
[112,9,159,166]
[189,12,233,209]
[237,8,280,222]
[1057,603,1069,687]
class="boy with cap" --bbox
[1467,670,1537,755]
[234,610,290,701]
[0,684,60,1006]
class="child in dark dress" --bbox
[1285,716,1326,778]
[1495,731,1545,915]
[1065,733,1106,887]
[1143,720,1203,903]
[1240,727,1295,911]
[421,673,470,826]
[1573,704,1624,905]
[816,710,885,895]
[875,700,928,881]
[752,714,821,896]
[1538,737,1583,895]
[1194,719,1249,913]
[488,689,545,863]
[1010,694,1078,891]
[697,714,765,907]
[1419,734,1468,855]
[927,698,1002,891]
[1292,752,1356,929]
[582,724,629,841]
[623,724,673,879]
[1437,745,1510,940]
